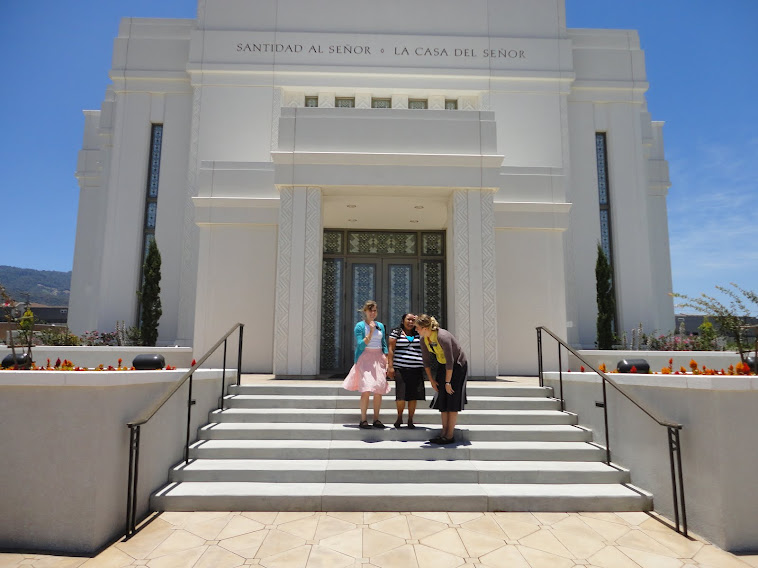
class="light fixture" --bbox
[410,219,419,223]
[347,204,357,208]
[414,205,424,209]
[348,218,357,222]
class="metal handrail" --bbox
[536,325,687,536]
[125,322,244,538]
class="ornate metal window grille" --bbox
[445,99,458,110]
[335,97,355,108]
[596,133,613,264]
[371,98,391,109]
[304,96,318,107]
[137,124,163,319]
[408,99,428,110]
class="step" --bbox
[151,481,652,512]
[223,394,561,411]
[198,422,592,442]
[209,407,578,425]
[170,459,631,485]
[188,439,607,462]
[229,383,553,398]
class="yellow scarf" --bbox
[425,330,447,365]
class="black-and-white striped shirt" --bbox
[389,328,424,368]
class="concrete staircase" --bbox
[151,381,653,512]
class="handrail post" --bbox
[237,324,244,386]
[602,378,610,464]
[675,428,688,536]
[668,427,688,536]
[125,425,140,538]
[537,328,544,387]
[557,343,565,411]
[220,339,228,411]
[668,428,680,532]
[184,373,195,463]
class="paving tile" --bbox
[578,513,629,525]
[79,547,135,568]
[587,545,642,568]
[641,528,704,559]
[0,555,25,567]
[413,544,465,568]
[411,513,452,525]
[115,520,174,560]
[457,528,506,558]
[460,516,508,539]
[419,528,468,558]
[362,529,405,558]
[370,544,419,568]
[272,513,315,526]
[532,513,569,525]
[616,530,680,558]
[32,559,87,568]
[256,530,306,559]
[478,545,530,568]
[739,555,758,568]
[448,514,483,525]
[694,546,754,568]
[369,516,411,540]
[147,531,207,559]
[277,516,320,541]
[577,516,632,542]
[490,516,540,541]
[493,513,541,525]
[303,545,353,568]
[241,513,279,525]
[516,545,575,568]
[614,512,651,526]
[217,517,267,541]
[219,530,269,558]
[325,513,364,525]
[317,528,363,558]
[364,513,400,525]
[193,546,244,568]
[258,545,310,568]
[312,516,357,542]
[618,546,683,568]
[181,513,235,540]
[406,515,448,540]
[146,546,206,568]
[550,519,606,559]
[518,529,575,559]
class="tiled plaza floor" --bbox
[2,511,757,568]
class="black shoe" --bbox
[429,436,445,444]
[359,420,371,429]
[407,420,416,429]
[373,419,386,429]
[394,418,403,428]
[439,437,456,445]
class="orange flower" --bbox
[599,363,607,373]
[689,359,698,371]
[661,367,671,374]
[680,366,687,373]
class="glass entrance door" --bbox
[321,230,445,374]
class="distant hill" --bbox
[0,265,71,307]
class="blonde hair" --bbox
[360,300,377,320]
[414,314,439,331]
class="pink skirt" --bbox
[342,348,390,394]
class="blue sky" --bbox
[1,1,757,314]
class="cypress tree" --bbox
[596,244,616,349]
[138,239,162,346]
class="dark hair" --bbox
[392,313,416,336]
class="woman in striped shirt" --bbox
[387,313,426,428]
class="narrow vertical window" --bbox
[596,133,613,264]
[140,124,163,284]
[596,132,617,331]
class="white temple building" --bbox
[69,0,674,377]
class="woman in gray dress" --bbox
[414,314,468,445]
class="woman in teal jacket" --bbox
[342,300,390,429]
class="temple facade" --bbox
[69,0,674,376]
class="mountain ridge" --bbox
[0,265,71,307]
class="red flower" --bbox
[580,366,585,372]
[630,366,638,373]
[191,359,197,367]
[55,358,61,368]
